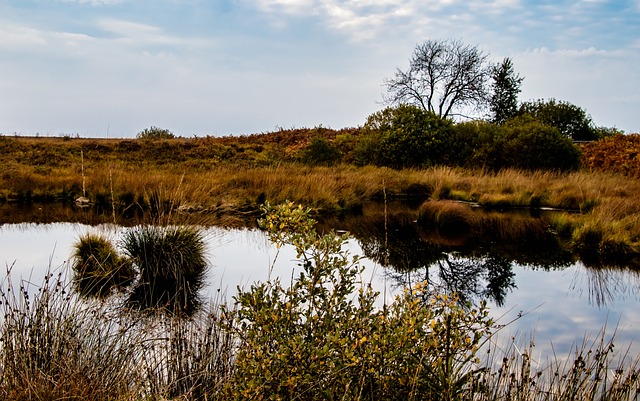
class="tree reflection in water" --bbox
[320,202,574,307]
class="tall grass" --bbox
[0,268,139,400]
[0,266,236,400]
[477,332,640,401]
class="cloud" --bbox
[97,19,181,45]
[247,0,526,43]
[0,24,47,49]
[58,0,125,5]
[527,46,619,58]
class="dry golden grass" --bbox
[1,135,639,257]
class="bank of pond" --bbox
[1,201,640,400]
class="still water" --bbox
[1,220,639,361]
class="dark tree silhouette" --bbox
[490,57,523,124]
[384,39,492,119]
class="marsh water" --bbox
[1,202,639,361]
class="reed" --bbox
[476,331,640,401]
[0,269,140,400]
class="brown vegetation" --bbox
[1,132,640,259]
[580,133,640,177]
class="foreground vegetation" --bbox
[2,202,639,400]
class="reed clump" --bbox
[417,199,479,234]
[122,225,209,316]
[71,233,135,298]
[0,270,139,400]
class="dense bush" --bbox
[355,105,583,171]
[300,137,342,166]
[357,105,452,169]
[228,201,493,400]
[486,116,582,171]
[442,120,496,167]
[518,99,596,140]
[137,126,175,140]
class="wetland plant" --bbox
[71,233,135,298]
[122,225,208,316]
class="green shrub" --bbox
[493,116,581,171]
[300,137,342,166]
[137,126,175,140]
[360,105,452,169]
[518,98,596,140]
[442,121,496,168]
[227,201,493,400]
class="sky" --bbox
[1,0,639,138]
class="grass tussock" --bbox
[122,225,209,317]
[71,233,135,298]
[417,199,479,233]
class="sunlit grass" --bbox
[1,136,640,259]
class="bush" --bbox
[442,121,497,168]
[518,99,596,140]
[227,201,493,400]
[359,105,452,169]
[492,116,581,171]
[137,126,175,140]
[300,137,342,166]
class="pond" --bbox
[1,203,639,362]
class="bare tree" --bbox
[384,39,491,119]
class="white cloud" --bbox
[58,0,125,5]
[247,0,526,43]
[527,46,619,58]
[0,24,47,49]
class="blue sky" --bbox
[1,0,639,137]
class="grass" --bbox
[0,267,234,400]
[71,233,135,298]
[1,135,640,266]
[122,225,209,317]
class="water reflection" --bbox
[320,202,574,306]
[570,264,640,308]
[1,204,640,357]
